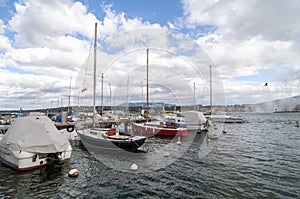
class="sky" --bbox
[0,0,300,110]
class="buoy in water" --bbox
[68,169,79,177]
[295,121,299,127]
[176,137,181,145]
[164,152,170,157]
[130,163,138,171]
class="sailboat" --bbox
[75,23,146,151]
[205,66,246,123]
[132,49,189,137]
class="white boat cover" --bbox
[0,116,70,153]
[181,111,207,124]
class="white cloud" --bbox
[181,0,300,40]
[167,22,175,29]
[98,4,161,39]
[8,0,97,47]
[179,0,300,104]
[2,0,300,109]
[0,20,11,52]
[0,35,11,52]
[74,28,223,107]
[181,0,300,67]
[0,0,170,110]
[198,34,296,78]
[0,68,70,109]
[0,19,5,34]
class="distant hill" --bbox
[252,95,300,112]
[1,97,299,114]
[118,102,175,107]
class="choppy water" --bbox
[1,113,300,198]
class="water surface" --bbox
[1,113,300,198]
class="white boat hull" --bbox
[0,145,72,171]
[206,115,246,123]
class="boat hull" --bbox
[0,146,72,172]
[132,123,188,137]
[77,129,146,151]
[206,115,246,123]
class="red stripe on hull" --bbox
[133,123,188,136]
[1,159,47,172]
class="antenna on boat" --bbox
[146,48,149,121]
[93,22,97,128]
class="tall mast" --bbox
[68,76,72,113]
[193,82,196,111]
[93,22,97,127]
[126,76,129,115]
[101,73,104,115]
[109,82,112,112]
[146,48,149,121]
[209,65,212,116]
[141,81,143,110]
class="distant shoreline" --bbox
[273,111,300,113]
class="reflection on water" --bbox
[1,113,300,198]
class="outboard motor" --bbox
[46,153,64,169]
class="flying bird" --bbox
[264,82,268,86]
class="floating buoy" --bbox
[164,152,170,157]
[130,163,138,171]
[176,137,181,145]
[68,169,79,177]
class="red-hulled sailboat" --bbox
[132,49,188,137]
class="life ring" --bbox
[67,126,74,132]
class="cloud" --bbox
[8,0,97,47]
[2,0,299,109]
[0,68,68,109]
[197,34,297,77]
[1,0,95,80]
[0,0,171,110]
[0,19,4,33]
[74,28,223,108]
[181,0,300,40]
[180,0,300,70]
[0,20,11,52]
[98,4,161,40]
[0,35,11,52]
[178,0,300,104]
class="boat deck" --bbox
[80,128,135,140]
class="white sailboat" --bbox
[205,65,246,123]
[75,23,146,151]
